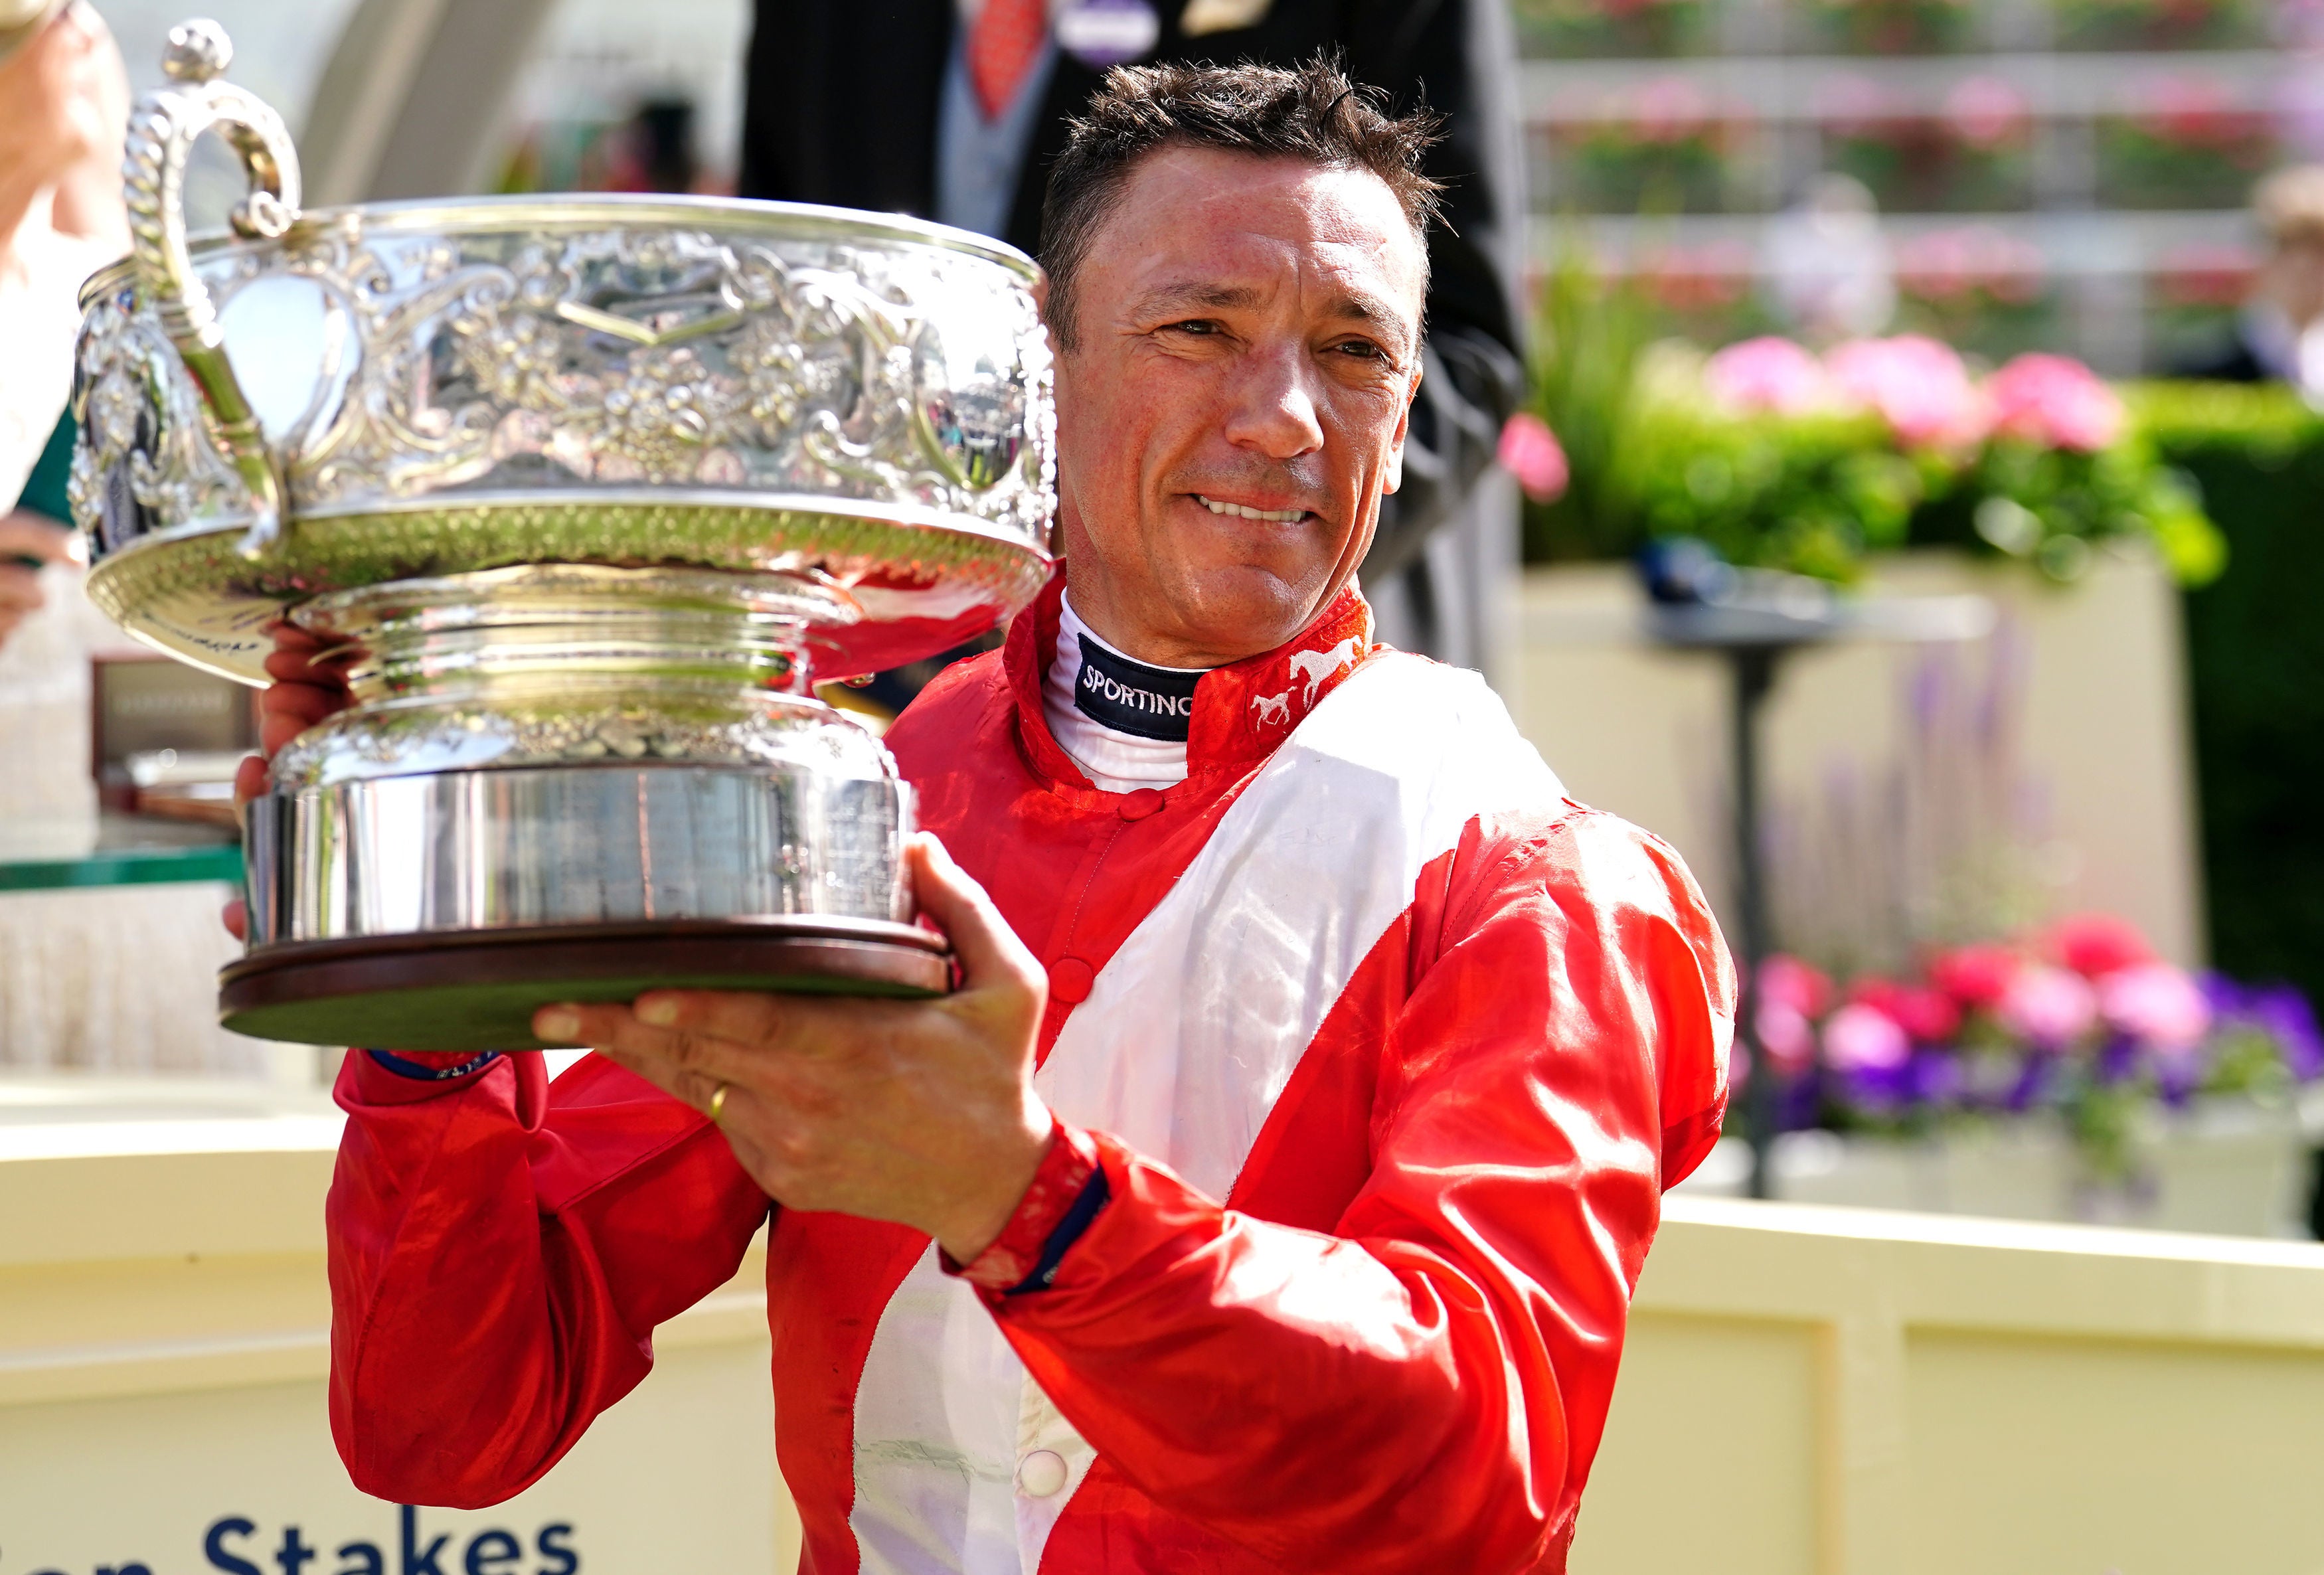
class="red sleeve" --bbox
[326,1050,772,1508]
[987,809,1733,1572]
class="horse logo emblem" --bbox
[1249,691,1291,727]
[1288,637,1363,703]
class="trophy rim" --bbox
[78,191,1046,309]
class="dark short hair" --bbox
[1038,57,1446,349]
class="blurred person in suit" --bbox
[2174,165,2324,399]
[738,0,1529,682]
[0,0,127,648]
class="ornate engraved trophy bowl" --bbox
[71,21,1055,1050]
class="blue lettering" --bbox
[207,1517,265,1575]
[334,1542,385,1575]
[399,1507,448,1575]
[535,1524,578,1575]
[98,1567,154,1575]
[461,1530,519,1575]
[278,1525,319,1575]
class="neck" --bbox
[1059,560,1355,671]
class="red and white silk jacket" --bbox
[324,576,1734,1575]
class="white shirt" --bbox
[1041,594,1202,792]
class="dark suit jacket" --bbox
[738,0,1528,580]
[2170,331,2270,384]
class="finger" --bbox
[260,684,347,755]
[0,513,78,565]
[0,569,44,612]
[629,988,789,1044]
[907,835,1044,995]
[532,1003,732,1111]
[263,641,357,684]
[266,621,329,655]
[222,896,246,942]
[233,753,268,807]
[537,1001,806,1092]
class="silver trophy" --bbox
[70,21,1054,1050]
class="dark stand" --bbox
[1647,590,1993,1199]
[1727,645,1784,1199]
[1652,607,1817,1201]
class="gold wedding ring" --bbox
[708,1082,731,1125]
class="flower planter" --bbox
[1679,1098,2311,1238]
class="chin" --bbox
[1172,564,1329,659]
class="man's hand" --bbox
[0,3,128,252]
[0,512,76,645]
[222,623,355,942]
[533,836,1054,1264]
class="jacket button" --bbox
[1047,956,1094,1004]
[1118,788,1165,821]
[1017,1449,1068,1498]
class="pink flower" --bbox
[1928,943,2021,1010]
[1985,354,2125,453]
[1498,412,1570,504]
[2098,963,2211,1051]
[2050,912,2153,979]
[1705,336,1831,414]
[1999,964,2099,1048]
[1851,976,1962,1042]
[1758,1000,1819,1074]
[1823,1002,1912,1072]
[1758,954,1835,1019]
[1825,335,1991,448]
[1944,75,2030,149]
[1628,76,1715,144]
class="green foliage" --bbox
[1521,244,1657,564]
[2141,385,2324,1015]
[1608,347,1916,583]
[1911,432,2225,586]
[1519,305,2232,586]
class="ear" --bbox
[1380,356,1422,496]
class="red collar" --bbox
[1003,572,1378,790]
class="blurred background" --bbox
[5,0,2324,1571]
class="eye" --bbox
[1331,338,1387,361]
[1160,318,1223,337]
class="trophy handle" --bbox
[122,18,302,560]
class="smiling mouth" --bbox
[1194,493,1311,523]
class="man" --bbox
[740,0,1527,674]
[0,0,124,648]
[2173,164,2324,396]
[309,62,1729,1574]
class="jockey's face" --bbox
[1047,146,1426,668]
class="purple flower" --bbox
[2094,1033,2141,1086]
[2250,984,2324,1079]
[2004,1053,2054,1112]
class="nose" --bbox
[1218,339,1325,462]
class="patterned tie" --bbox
[967,0,1048,121]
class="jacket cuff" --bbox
[345,1048,512,1106]
[942,1117,1107,1295]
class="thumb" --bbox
[0,513,80,566]
[906,834,1042,999]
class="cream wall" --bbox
[1516,550,2207,965]
[1580,1198,2324,1575]
[0,1100,800,1575]
[12,1094,2324,1575]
